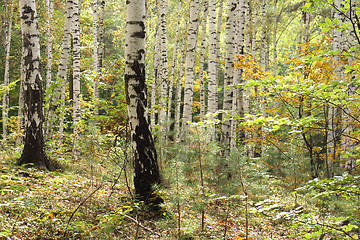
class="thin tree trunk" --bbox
[221,0,237,158]
[159,0,168,134]
[167,0,182,134]
[98,0,105,72]
[199,1,208,122]
[72,0,81,159]
[16,52,25,147]
[207,0,217,138]
[182,0,200,135]
[57,0,73,145]
[45,0,54,137]
[93,0,99,116]
[150,26,160,127]
[272,0,278,76]
[18,0,52,170]
[125,0,162,203]
[2,1,13,143]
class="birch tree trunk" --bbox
[207,0,217,137]
[98,0,105,72]
[18,0,52,170]
[199,1,208,122]
[327,1,342,178]
[341,1,356,172]
[221,0,236,158]
[93,0,99,116]
[44,0,53,136]
[182,0,200,135]
[232,0,246,151]
[167,0,182,134]
[260,0,266,71]
[150,26,160,127]
[16,51,25,147]
[2,2,13,143]
[72,0,81,158]
[125,0,162,203]
[272,0,278,76]
[57,0,72,144]
[158,0,168,134]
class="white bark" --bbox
[2,2,13,142]
[98,0,105,71]
[182,0,200,134]
[45,0,54,136]
[272,0,278,76]
[199,2,208,122]
[260,0,266,70]
[207,0,217,137]
[150,26,160,127]
[57,0,73,144]
[167,0,182,134]
[72,0,81,158]
[221,0,237,157]
[93,0,99,116]
[158,0,168,133]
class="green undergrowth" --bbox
[0,138,359,239]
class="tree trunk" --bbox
[167,0,182,135]
[72,0,81,159]
[125,0,162,204]
[2,2,13,143]
[98,0,105,72]
[221,0,237,158]
[207,0,217,138]
[57,0,73,145]
[45,0,54,137]
[93,0,99,116]
[18,0,52,170]
[272,0,278,76]
[182,0,200,135]
[199,1,208,122]
[158,0,168,134]
[150,26,160,127]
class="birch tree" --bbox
[167,0,182,134]
[2,1,13,142]
[221,0,236,157]
[93,0,99,116]
[207,0,217,137]
[44,0,53,136]
[199,1,208,122]
[158,0,168,133]
[72,0,81,158]
[125,0,162,203]
[18,0,52,170]
[182,0,200,134]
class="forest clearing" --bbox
[1,0,360,238]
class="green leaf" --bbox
[325,17,332,25]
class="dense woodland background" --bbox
[1,0,360,239]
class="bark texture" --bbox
[182,0,200,134]
[125,0,161,203]
[18,0,52,170]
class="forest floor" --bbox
[0,153,349,239]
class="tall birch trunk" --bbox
[18,0,52,170]
[2,2,13,142]
[167,0,182,134]
[45,0,53,136]
[93,0,99,116]
[207,0,217,137]
[327,1,342,178]
[57,0,72,144]
[159,0,168,134]
[72,0,81,158]
[272,0,278,76]
[182,0,200,135]
[232,0,246,151]
[125,0,161,203]
[150,26,160,127]
[199,1,208,122]
[221,0,236,157]
[98,0,105,71]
